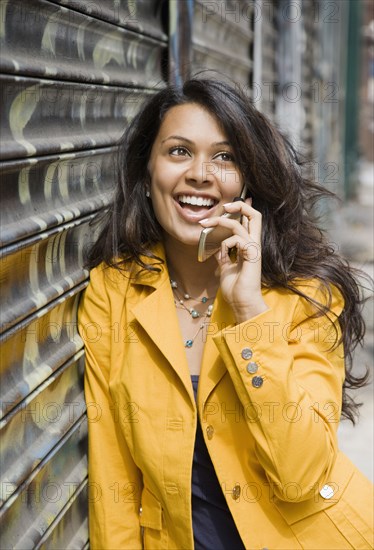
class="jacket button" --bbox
[241,347,253,360]
[232,484,241,500]
[252,376,263,388]
[320,484,334,499]
[246,362,258,374]
[206,425,214,440]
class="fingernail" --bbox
[199,218,209,224]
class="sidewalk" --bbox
[327,161,374,481]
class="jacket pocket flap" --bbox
[275,452,355,525]
[140,488,163,530]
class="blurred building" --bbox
[0,0,368,547]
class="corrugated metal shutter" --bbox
[275,0,316,158]
[275,0,347,187]
[0,0,167,546]
[300,0,317,159]
[257,0,279,117]
[313,0,349,195]
[192,0,253,85]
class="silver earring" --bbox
[146,190,150,198]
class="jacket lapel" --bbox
[198,289,236,405]
[130,246,194,403]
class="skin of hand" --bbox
[199,198,269,323]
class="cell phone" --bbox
[197,187,247,262]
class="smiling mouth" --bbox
[176,194,218,212]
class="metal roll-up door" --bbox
[313,0,349,196]
[275,0,317,160]
[275,0,304,147]
[0,0,167,547]
[191,0,254,85]
[300,0,317,160]
[249,0,279,117]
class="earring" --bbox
[146,190,150,198]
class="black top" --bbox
[191,375,246,550]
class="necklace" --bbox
[170,279,214,318]
[183,316,211,348]
[170,279,214,348]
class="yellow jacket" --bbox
[78,244,373,550]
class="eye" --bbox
[214,151,235,162]
[169,146,190,157]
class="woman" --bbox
[78,78,373,549]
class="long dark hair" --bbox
[88,77,370,423]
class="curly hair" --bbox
[87,77,370,423]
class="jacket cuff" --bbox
[212,307,297,399]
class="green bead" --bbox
[185,340,193,348]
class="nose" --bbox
[185,155,217,185]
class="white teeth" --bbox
[178,195,215,207]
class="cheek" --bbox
[151,156,185,185]
[222,171,243,197]
[149,188,174,225]
[149,200,166,231]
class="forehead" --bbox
[156,103,227,140]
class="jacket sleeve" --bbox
[213,281,345,502]
[78,266,143,549]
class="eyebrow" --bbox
[161,135,231,147]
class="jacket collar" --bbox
[128,242,169,289]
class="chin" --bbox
[164,228,201,248]
[178,233,200,247]
[182,238,200,247]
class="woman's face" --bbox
[147,103,243,248]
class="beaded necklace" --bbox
[170,279,215,348]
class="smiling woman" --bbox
[79,78,373,550]
[147,103,242,246]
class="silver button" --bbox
[252,376,263,388]
[206,425,214,440]
[246,362,258,374]
[241,347,253,360]
[320,484,334,499]
[232,484,241,500]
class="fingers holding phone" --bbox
[198,198,262,264]
[197,189,246,262]
[199,198,267,322]
[223,198,262,240]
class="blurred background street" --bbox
[329,160,374,482]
